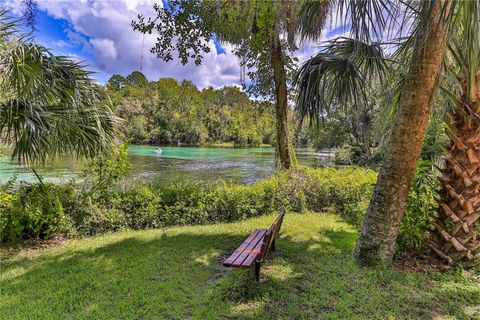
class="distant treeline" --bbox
[105,71,276,146]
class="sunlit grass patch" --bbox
[1,212,478,319]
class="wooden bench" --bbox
[223,210,286,281]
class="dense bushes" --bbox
[2,162,439,255]
[0,167,377,242]
[334,148,354,165]
[0,180,66,241]
[334,146,384,167]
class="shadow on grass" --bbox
[212,229,479,320]
[1,219,479,319]
[1,231,247,319]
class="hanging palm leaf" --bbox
[0,10,121,163]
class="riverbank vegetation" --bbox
[1,2,478,266]
[0,159,441,257]
[105,71,372,154]
[1,166,375,242]
[106,74,277,147]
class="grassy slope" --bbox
[1,212,479,319]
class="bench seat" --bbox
[223,229,268,268]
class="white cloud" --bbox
[91,38,117,60]
[52,39,71,48]
[294,40,318,65]
[4,0,334,88]
[31,0,242,88]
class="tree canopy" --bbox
[106,72,276,146]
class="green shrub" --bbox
[334,148,354,165]
[120,186,162,228]
[0,180,66,242]
[0,167,378,242]
[397,160,440,253]
[3,159,441,255]
[80,143,131,197]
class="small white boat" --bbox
[155,148,163,154]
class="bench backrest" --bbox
[257,209,286,262]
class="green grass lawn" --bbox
[1,212,479,319]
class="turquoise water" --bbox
[0,145,333,184]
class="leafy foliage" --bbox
[133,0,336,168]
[133,0,330,100]
[296,117,350,150]
[0,144,130,242]
[420,116,448,162]
[0,178,65,242]
[295,37,391,163]
[333,148,354,165]
[0,167,377,242]
[296,37,388,120]
[106,73,276,146]
[0,10,120,162]
[80,143,131,197]
[397,160,440,253]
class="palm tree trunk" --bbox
[270,33,294,169]
[431,70,480,266]
[355,0,452,266]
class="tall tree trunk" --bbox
[359,108,371,162]
[354,1,452,266]
[430,70,480,266]
[270,33,294,169]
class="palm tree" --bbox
[0,11,120,163]
[297,0,454,266]
[295,36,389,163]
[429,2,480,266]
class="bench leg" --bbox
[254,261,260,282]
[271,238,276,252]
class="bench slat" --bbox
[223,229,263,267]
[241,239,265,267]
[230,229,267,268]
[257,209,285,262]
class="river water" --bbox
[0,145,334,185]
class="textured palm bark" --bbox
[430,71,480,266]
[270,34,293,169]
[355,1,452,266]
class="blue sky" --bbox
[3,0,327,87]
[34,9,95,60]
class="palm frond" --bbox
[295,37,389,125]
[0,10,121,163]
[298,0,334,41]
[325,37,389,80]
[439,1,480,110]
[336,0,400,42]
